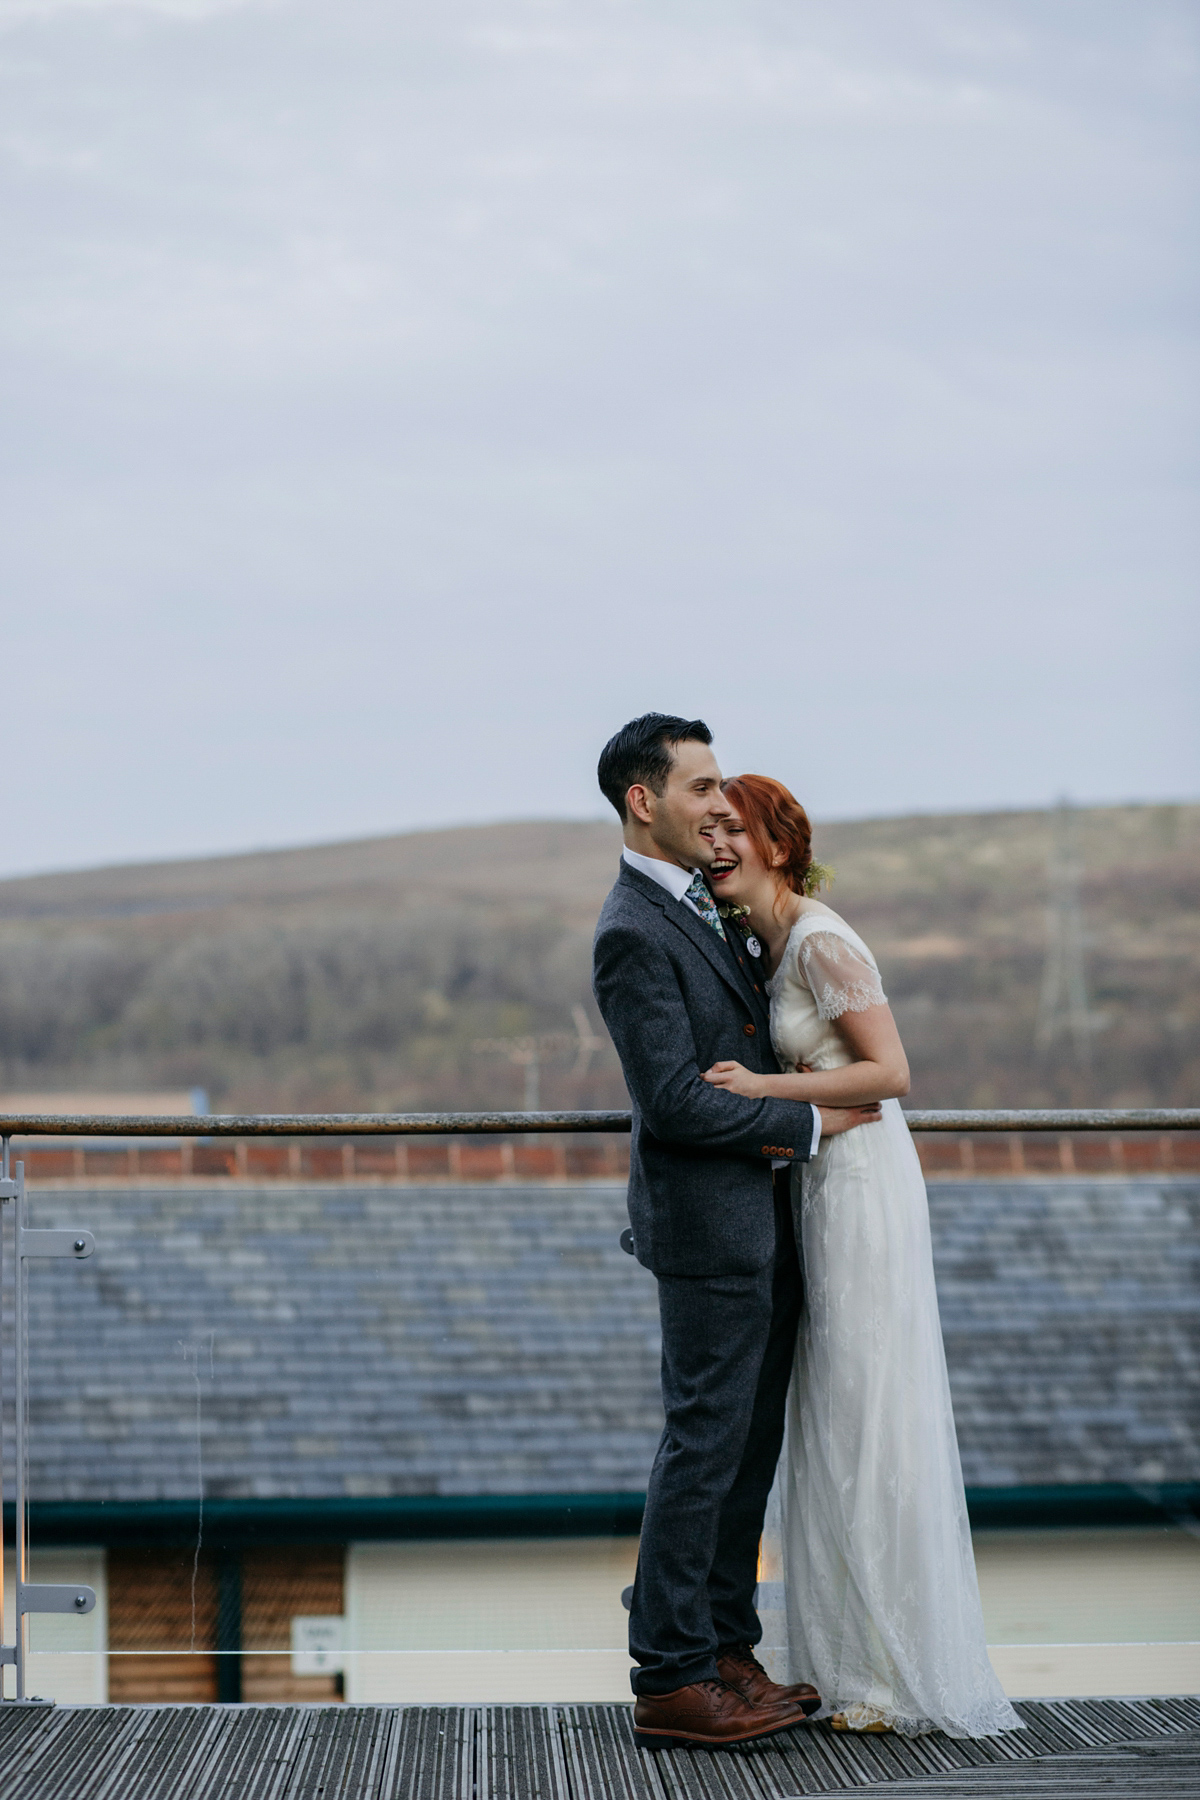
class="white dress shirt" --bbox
[621,848,819,1157]
[621,846,701,910]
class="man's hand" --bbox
[702,1060,767,1099]
[703,1061,885,1132]
[818,1103,883,1136]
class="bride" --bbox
[701,773,1022,1740]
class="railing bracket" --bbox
[19,1585,97,1616]
[19,1228,94,1259]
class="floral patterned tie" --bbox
[684,872,727,940]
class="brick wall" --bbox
[917,1132,1200,1179]
[14,1130,1199,1184]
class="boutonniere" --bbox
[718,904,762,959]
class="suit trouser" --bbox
[629,1174,802,1695]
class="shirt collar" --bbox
[622,846,697,903]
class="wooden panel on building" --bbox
[106,1542,345,1705]
[106,1547,219,1703]
[241,1544,345,1704]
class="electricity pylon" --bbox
[473,1005,605,1110]
[1036,798,1094,1070]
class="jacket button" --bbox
[743,1023,756,1036]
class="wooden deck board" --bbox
[0,1699,1196,1800]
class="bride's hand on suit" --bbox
[702,1059,881,1135]
[703,1004,908,1113]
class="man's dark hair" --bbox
[597,713,713,822]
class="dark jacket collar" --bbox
[719,911,774,1029]
[616,861,771,1029]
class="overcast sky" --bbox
[1,0,1196,876]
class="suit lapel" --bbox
[618,863,771,1029]
[720,918,774,1031]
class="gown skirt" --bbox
[757,1096,1022,1738]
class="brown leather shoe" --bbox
[717,1644,821,1717]
[633,1678,810,1751]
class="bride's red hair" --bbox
[721,774,814,899]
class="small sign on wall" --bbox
[291,1615,344,1676]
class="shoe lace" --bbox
[722,1644,765,1674]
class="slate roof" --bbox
[5,1178,1197,1502]
[933,1178,1199,1487]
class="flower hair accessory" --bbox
[718,863,835,909]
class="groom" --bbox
[592,714,879,1751]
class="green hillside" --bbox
[0,804,1195,1112]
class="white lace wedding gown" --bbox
[757,906,1021,1738]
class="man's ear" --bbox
[626,784,655,826]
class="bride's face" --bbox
[706,807,777,905]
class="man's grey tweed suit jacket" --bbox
[592,860,817,1279]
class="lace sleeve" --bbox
[796,930,887,1021]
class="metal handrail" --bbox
[0,1107,1197,1136]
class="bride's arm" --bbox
[703,1003,910,1106]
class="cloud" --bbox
[0,0,1195,873]
[0,0,261,22]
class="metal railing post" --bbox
[13,1161,26,1699]
[0,1136,8,1695]
[0,1155,97,1703]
